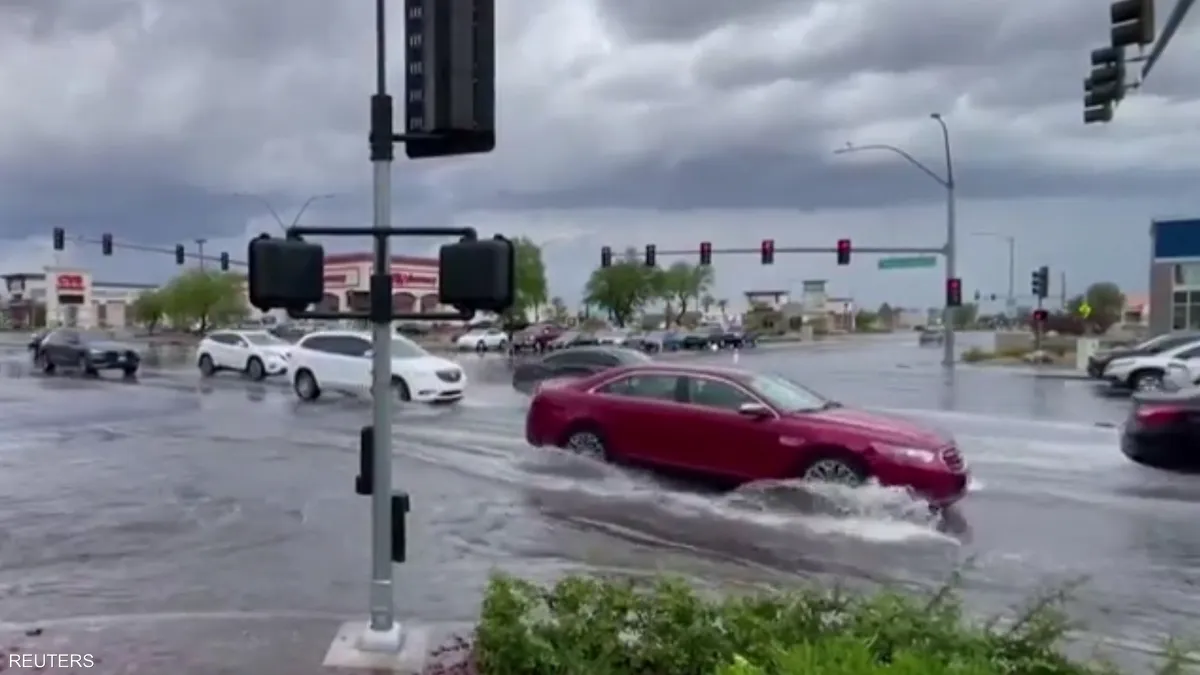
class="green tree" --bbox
[659,261,715,325]
[876,302,894,329]
[1067,282,1124,334]
[504,237,548,323]
[159,270,248,333]
[547,296,570,324]
[584,248,659,327]
[700,294,716,314]
[130,290,166,333]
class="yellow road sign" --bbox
[1078,301,1092,318]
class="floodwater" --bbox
[0,333,1196,673]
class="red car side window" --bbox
[596,374,678,401]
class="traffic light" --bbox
[699,241,712,266]
[101,233,113,256]
[1033,309,1049,323]
[974,290,981,302]
[52,227,64,251]
[946,278,962,307]
[600,246,612,268]
[1031,266,1049,299]
[220,252,230,271]
[1110,0,1155,47]
[644,244,657,267]
[175,244,186,265]
[836,238,851,265]
[1084,46,1126,124]
[761,239,774,265]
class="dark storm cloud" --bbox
[596,0,803,42]
[479,150,1195,213]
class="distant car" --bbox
[549,330,598,350]
[268,323,309,343]
[718,328,756,349]
[515,324,563,353]
[511,345,651,394]
[1088,332,1200,379]
[681,328,723,350]
[596,331,628,346]
[1121,388,1200,472]
[1102,339,1200,391]
[918,327,944,345]
[288,330,466,403]
[197,329,292,381]
[525,363,969,506]
[35,328,140,377]
[455,328,508,352]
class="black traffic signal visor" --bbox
[1090,45,1123,66]
[1110,0,1155,46]
[1084,104,1114,124]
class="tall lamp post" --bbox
[833,113,957,367]
[235,193,338,231]
[195,238,208,270]
[972,232,1016,317]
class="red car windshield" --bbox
[746,374,830,413]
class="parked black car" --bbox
[1088,332,1200,379]
[548,330,599,350]
[1122,386,1200,472]
[717,328,756,349]
[511,345,650,394]
[681,328,723,350]
[35,328,140,377]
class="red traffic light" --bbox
[761,239,775,265]
[1033,309,1049,322]
[836,238,851,265]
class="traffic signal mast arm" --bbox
[54,231,246,268]
[648,245,943,257]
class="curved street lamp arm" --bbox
[931,116,955,189]
[838,144,949,188]
[235,193,288,230]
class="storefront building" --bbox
[319,253,446,315]
[1,268,157,330]
[1149,218,1200,335]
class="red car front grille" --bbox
[940,446,966,472]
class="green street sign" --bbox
[878,256,937,270]
[1078,301,1092,318]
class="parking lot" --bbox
[0,333,1196,673]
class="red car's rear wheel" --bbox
[562,428,608,461]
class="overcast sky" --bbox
[2,0,1199,310]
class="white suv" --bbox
[289,330,466,403]
[197,330,292,381]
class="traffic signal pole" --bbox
[60,232,246,268]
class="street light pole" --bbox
[235,193,338,231]
[833,114,957,367]
[972,232,1016,316]
[195,238,207,270]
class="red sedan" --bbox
[525,364,969,505]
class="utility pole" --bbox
[195,238,207,270]
[972,232,1016,317]
[1060,271,1068,309]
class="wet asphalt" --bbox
[0,333,1197,673]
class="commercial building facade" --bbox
[1,268,157,329]
[1148,218,1200,335]
[319,253,447,315]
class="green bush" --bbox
[961,347,992,363]
[472,573,1190,675]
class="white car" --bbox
[289,330,466,403]
[1102,338,1200,391]
[197,329,292,381]
[455,328,508,352]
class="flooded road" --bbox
[0,333,1196,673]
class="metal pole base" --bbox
[323,619,430,672]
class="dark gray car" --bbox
[35,328,140,377]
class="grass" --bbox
[441,573,1196,675]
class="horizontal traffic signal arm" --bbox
[649,245,943,256]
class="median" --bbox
[428,573,1192,675]
[961,345,1076,366]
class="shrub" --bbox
[467,573,1190,675]
[961,348,992,363]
